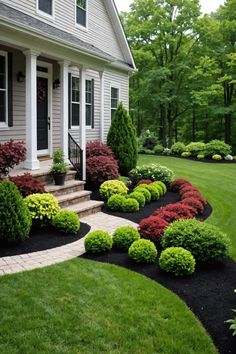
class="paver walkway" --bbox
[0,213,137,276]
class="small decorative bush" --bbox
[99,180,128,200]
[0,140,26,176]
[180,191,207,205]
[153,209,180,223]
[9,173,45,197]
[162,148,172,156]
[50,149,68,174]
[112,226,140,250]
[186,142,206,156]
[52,210,80,234]
[86,156,119,186]
[204,139,231,157]
[161,219,230,263]
[181,151,192,158]
[84,230,112,253]
[138,216,169,243]
[129,164,174,187]
[154,202,196,219]
[171,178,191,192]
[128,192,146,208]
[153,144,164,154]
[212,154,222,160]
[181,197,204,214]
[122,198,139,212]
[179,185,199,197]
[24,193,60,225]
[0,180,32,242]
[138,130,158,150]
[171,142,186,155]
[159,247,196,276]
[197,154,205,159]
[133,186,151,203]
[138,184,160,201]
[137,179,153,185]
[107,194,126,211]
[225,154,234,161]
[128,239,157,263]
[86,140,114,158]
[152,181,167,195]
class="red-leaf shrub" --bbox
[181,197,205,214]
[171,178,192,192]
[86,141,114,158]
[9,173,45,197]
[152,209,180,223]
[180,191,207,205]
[86,156,119,185]
[179,185,199,197]
[137,179,153,185]
[0,140,26,176]
[162,202,197,218]
[138,216,169,243]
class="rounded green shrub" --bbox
[128,239,157,263]
[161,219,230,263]
[152,181,167,195]
[153,144,164,154]
[212,154,222,160]
[107,194,126,211]
[133,186,151,203]
[186,142,206,156]
[24,193,60,225]
[127,192,145,208]
[129,164,174,187]
[204,139,231,157]
[0,180,32,243]
[137,184,160,201]
[159,247,196,276]
[52,210,80,234]
[122,198,139,212]
[162,148,172,156]
[113,226,140,250]
[197,154,205,159]
[171,142,186,155]
[181,151,192,158]
[84,230,112,253]
[99,180,128,200]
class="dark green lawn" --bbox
[139,155,236,261]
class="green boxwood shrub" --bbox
[24,193,60,225]
[0,180,32,243]
[181,151,192,158]
[186,142,206,156]
[52,210,80,234]
[128,239,157,263]
[197,154,205,159]
[113,226,140,250]
[152,181,167,195]
[133,186,151,203]
[127,192,146,208]
[137,184,160,201]
[212,154,222,160]
[153,144,164,154]
[84,230,112,253]
[204,139,231,157]
[159,247,196,276]
[99,180,128,200]
[129,164,174,187]
[171,142,186,155]
[122,198,139,212]
[162,148,172,156]
[161,219,230,263]
[107,194,126,211]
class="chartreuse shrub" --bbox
[128,239,157,263]
[84,230,112,253]
[24,193,60,225]
[171,142,186,155]
[112,226,140,250]
[186,142,206,156]
[133,186,151,203]
[0,180,32,242]
[152,181,167,195]
[212,154,222,160]
[181,151,191,158]
[99,180,128,200]
[52,210,80,234]
[107,194,126,211]
[122,198,139,212]
[137,184,160,201]
[129,164,174,187]
[162,219,230,263]
[204,139,231,157]
[159,247,196,276]
[127,192,145,208]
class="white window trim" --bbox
[110,83,120,120]
[75,0,88,32]
[71,75,80,130]
[0,50,8,129]
[85,77,93,129]
[36,0,55,21]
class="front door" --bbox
[37,76,49,154]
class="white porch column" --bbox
[79,65,86,180]
[59,60,70,161]
[23,49,40,170]
[99,70,105,143]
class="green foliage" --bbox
[162,219,230,263]
[128,239,157,264]
[138,130,158,150]
[159,247,196,276]
[52,210,80,234]
[152,181,167,195]
[122,198,139,212]
[138,184,160,201]
[99,180,128,200]
[133,186,152,203]
[205,140,232,157]
[153,144,165,154]
[24,193,60,225]
[127,191,146,208]
[186,142,206,156]
[107,194,126,211]
[171,142,186,155]
[84,230,112,253]
[107,103,138,175]
[197,154,205,159]
[130,164,174,186]
[112,226,140,250]
[212,154,222,160]
[50,149,68,174]
[182,151,192,157]
[226,310,236,337]
[0,180,31,242]
[162,148,172,156]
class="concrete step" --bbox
[45,180,85,197]
[57,190,91,208]
[63,200,104,219]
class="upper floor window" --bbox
[111,87,119,119]
[38,0,53,16]
[76,0,87,27]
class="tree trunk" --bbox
[192,106,196,141]
[225,113,232,145]
[160,105,166,147]
[167,104,173,148]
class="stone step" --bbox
[35,170,77,184]
[63,200,104,219]
[57,190,91,208]
[45,180,85,197]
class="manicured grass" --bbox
[138,155,236,261]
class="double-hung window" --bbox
[111,87,119,119]
[0,51,8,128]
[71,76,80,127]
[38,0,53,17]
[76,0,87,27]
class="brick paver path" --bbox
[0,213,137,276]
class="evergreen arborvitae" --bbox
[107,103,138,176]
[0,180,32,243]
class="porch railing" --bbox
[68,133,83,180]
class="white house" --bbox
[0,0,136,179]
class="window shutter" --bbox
[91,79,95,129]
[8,52,13,127]
[68,73,71,129]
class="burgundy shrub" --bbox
[137,179,153,185]
[152,209,180,223]
[86,141,114,158]
[181,197,205,214]
[86,156,119,185]
[0,140,26,176]
[162,202,197,218]
[138,216,169,243]
[171,178,192,192]
[180,191,207,205]
[179,185,199,197]
[9,173,45,197]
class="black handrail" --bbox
[68,133,83,180]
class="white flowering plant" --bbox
[129,164,174,187]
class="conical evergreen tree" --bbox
[107,103,138,176]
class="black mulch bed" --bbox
[0,222,90,258]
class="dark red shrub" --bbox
[9,173,45,197]
[137,179,153,185]
[179,185,199,197]
[86,156,119,185]
[0,140,26,176]
[171,178,191,192]
[86,141,114,158]
[180,191,207,205]
[138,216,169,243]
[163,202,197,218]
[152,209,180,223]
[181,197,205,214]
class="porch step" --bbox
[45,180,85,197]
[36,170,77,184]
[57,190,91,208]
[63,200,104,219]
